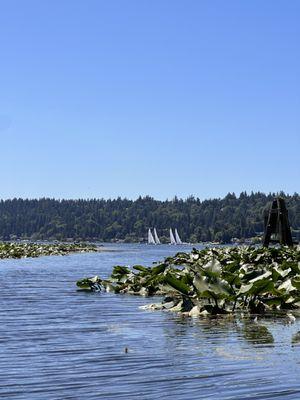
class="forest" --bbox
[0,192,299,243]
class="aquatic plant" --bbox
[77,246,300,315]
[0,242,99,259]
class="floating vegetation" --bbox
[77,246,300,316]
[0,241,99,259]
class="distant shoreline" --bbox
[0,194,298,244]
[0,242,113,260]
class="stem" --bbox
[213,295,219,308]
[232,297,237,312]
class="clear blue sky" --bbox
[0,0,299,200]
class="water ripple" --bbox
[1,244,300,399]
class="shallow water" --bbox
[1,244,300,399]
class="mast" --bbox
[169,228,176,245]
[175,229,182,245]
[153,228,161,244]
[148,228,156,245]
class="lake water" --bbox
[1,243,300,399]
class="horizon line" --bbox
[0,191,298,203]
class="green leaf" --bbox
[249,270,272,283]
[250,278,275,295]
[238,282,253,295]
[278,278,296,292]
[164,273,191,295]
[151,263,168,275]
[133,265,150,273]
[209,279,232,296]
[111,266,131,276]
[222,271,241,286]
[291,276,300,290]
[263,297,282,306]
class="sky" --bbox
[0,0,299,200]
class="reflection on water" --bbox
[1,243,300,399]
[240,322,274,346]
[292,331,300,346]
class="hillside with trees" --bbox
[0,192,299,243]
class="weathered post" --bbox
[263,197,293,247]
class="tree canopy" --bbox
[0,192,299,243]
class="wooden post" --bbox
[263,197,293,247]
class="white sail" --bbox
[148,228,156,245]
[169,228,176,245]
[175,229,182,245]
[153,228,161,244]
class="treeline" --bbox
[0,192,299,243]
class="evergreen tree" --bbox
[0,193,298,243]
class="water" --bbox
[1,243,300,399]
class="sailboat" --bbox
[153,228,161,244]
[174,229,182,245]
[169,228,177,245]
[148,228,156,245]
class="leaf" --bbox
[278,279,296,292]
[210,279,232,296]
[249,270,272,284]
[90,276,101,283]
[222,271,241,286]
[272,265,291,280]
[238,283,253,295]
[76,282,91,290]
[76,276,102,291]
[291,276,300,290]
[225,260,241,273]
[242,269,264,282]
[133,265,150,273]
[263,297,282,306]
[202,259,222,274]
[164,273,191,295]
[101,280,116,292]
[250,278,275,295]
[151,263,168,275]
[193,274,209,293]
[111,266,131,277]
